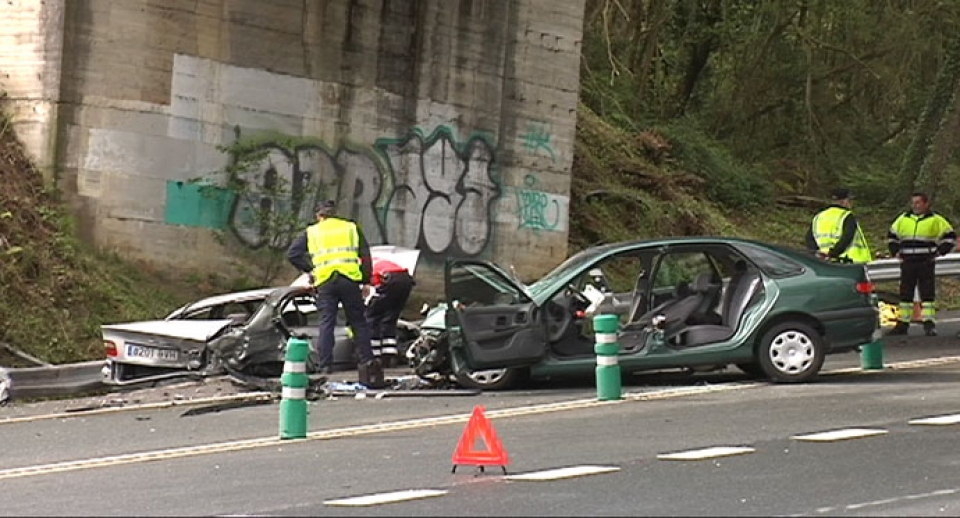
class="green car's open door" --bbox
[444,259,547,370]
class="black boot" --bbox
[887,322,909,336]
[358,359,386,389]
[923,320,937,336]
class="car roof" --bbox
[185,288,278,309]
[592,235,780,252]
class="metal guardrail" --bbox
[0,361,105,404]
[865,252,960,282]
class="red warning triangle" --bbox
[452,405,509,469]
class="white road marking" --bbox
[504,465,620,481]
[2,352,956,480]
[0,383,757,481]
[656,446,755,461]
[324,489,447,507]
[821,355,960,376]
[790,428,888,442]
[779,487,960,516]
[7,354,958,426]
[909,413,960,426]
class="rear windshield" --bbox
[736,243,806,278]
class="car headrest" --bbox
[692,273,715,293]
[674,281,692,298]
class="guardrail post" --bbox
[860,339,884,370]
[280,337,310,439]
[593,314,622,401]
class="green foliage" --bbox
[656,121,771,209]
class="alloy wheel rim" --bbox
[467,369,506,385]
[768,330,815,375]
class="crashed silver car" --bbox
[101,246,421,386]
[101,285,352,385]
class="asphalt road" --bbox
[0,323,958,516]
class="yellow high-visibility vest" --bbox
[306,218,362,285]
[811,206,872,264]
[888,212,955,258]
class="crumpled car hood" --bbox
[102,320,234,342]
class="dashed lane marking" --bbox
[6,354,958,426]
[1,354,955,480]
[656,446,755,461]
[908,413,960,426]
[778,487,960,516]
[324,489,448,507]
[790,428,888,442]
[504,465,621,481]
[0,382,758,481]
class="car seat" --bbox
[677,260,763,346]
[687,272,723,325]
[630,280,706,336]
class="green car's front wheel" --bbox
[758,322,825,383]
[454,367,522,391]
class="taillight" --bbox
[856,282,875,294]
[104,340,118,357]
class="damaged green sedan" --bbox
[435,237,880,390]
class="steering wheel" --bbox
[566,283,591,305]
[544,284,589,343]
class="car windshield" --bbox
[526,246,609,300]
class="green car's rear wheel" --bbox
[758,322,825,383]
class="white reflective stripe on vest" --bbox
[281,387,307,400]
[597,355,619,366]
[311,246,358,258]
[316,257,360,267]
[900,246,937,255]
[595,332,618,344]
[283,361,306,373]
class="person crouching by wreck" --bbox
[286,199,386,388]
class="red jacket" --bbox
[371,258,407,287]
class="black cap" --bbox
[315,199,337,216]
[830,188,853,201]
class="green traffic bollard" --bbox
[860,339,884,370]
[593,314,622,401]
[279,337,310,439]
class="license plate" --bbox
[126,343,179,362]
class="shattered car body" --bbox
[101,285,354,384]
[426,237,881,390]
[102,246,422,386]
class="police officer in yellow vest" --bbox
[887,192,957,336]
[806,188,873,264]
[287,199,384,387]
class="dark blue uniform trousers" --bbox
[315,273,375,367]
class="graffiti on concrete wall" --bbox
[518,122,556,162]
[175,126,502,258]
[376,127,499,257]
[514,174,562,231]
